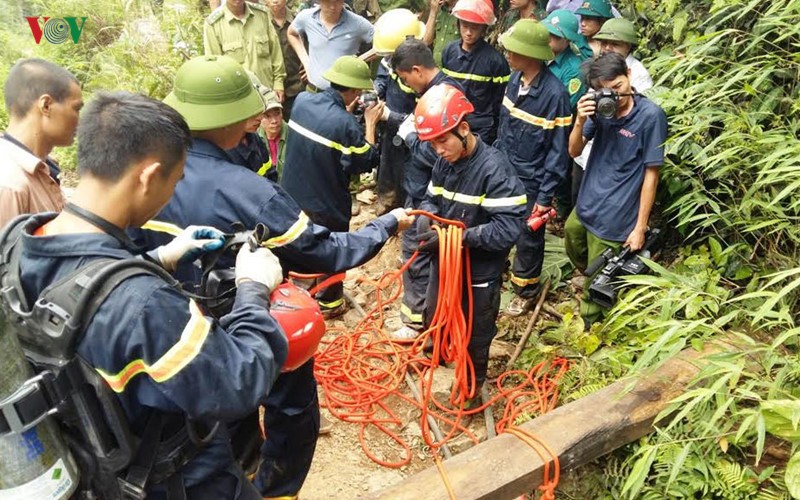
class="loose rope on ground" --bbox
[290,210,568,495]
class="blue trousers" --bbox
[253,359,320,497]
[401,221,431,325]
[424,258,502,386]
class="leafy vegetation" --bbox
[0,0,207,167]
[2,0,800,497]
[514,1,800,498]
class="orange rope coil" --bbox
[295,211,567,496]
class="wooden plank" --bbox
[369,339,739,500]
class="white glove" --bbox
[389,207,415,232]
[396,113,416,142]
[156,225,225,271]
[381,104,393,121]
[235,245,284,292]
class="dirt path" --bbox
[299,198,510,498]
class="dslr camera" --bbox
[587,88,620,119]
[584,229,661,308]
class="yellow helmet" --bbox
[373,9,426,56]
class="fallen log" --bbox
[370,338,739,500]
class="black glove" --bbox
[416,217,439,253]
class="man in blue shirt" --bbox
[566,52,667,325]
[288,0,374,91]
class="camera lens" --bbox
[596,96,617,119]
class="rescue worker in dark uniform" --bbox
[389,39,466,339]
[372,9,426,214]
[406,84,527,396]
[442,0,510,144]
[497,19,572,316]
[13,90,288,498]
[281,55,385,318]
[132,55,414,500]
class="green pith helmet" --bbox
[164,55,264,131]
[322,56,374,90]
[542,9,581,43]
[574,0,613,19]
[500,19,554,61]
[593,18,639,46]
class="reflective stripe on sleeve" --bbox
[442,67,511,84]
[263,212,309,248]
[427,182,527,208]
[97,300,211,393]
[144,212,309,250]
[502,96,573,129]
[257,159,272,177]
[288,120,371,155]
[142,220,183,236]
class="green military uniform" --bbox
[204,3,287,92]
[490,1,547,47]
[377,0,425,15]
[548,48,584,109]
[432,5,460,67]
[272,9,302,100]
[352,0,384,21]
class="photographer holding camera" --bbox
[565,52,667,326]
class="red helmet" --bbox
[414,84,475,141]
[452,0,496,25]
[270,282,326,372]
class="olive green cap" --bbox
[164,55,264,131]
[593,18,639,46]
[322,56,374,90]
[500,19,554,61]
[574,0,613,19]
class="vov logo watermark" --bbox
[25,17,88,44]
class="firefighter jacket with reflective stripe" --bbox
[281,88,379,228]
[227,131,278,182]
[494,68,572,206]
[129,138,398,281]
[418,138,527,282]
[441,39,511,143]
[403,72,465,208]
[375,57,417,130]
[17,213,288,490]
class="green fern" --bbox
[712,460,759,499]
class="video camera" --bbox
[584,228,661,308]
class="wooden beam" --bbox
[370,339,739,500]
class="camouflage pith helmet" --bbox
[500,19,554,61]
[322,56,374,90]
[574,0,613,19]
[542,9,581,43]
[164,55,264,131]
[593,18,639,46]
